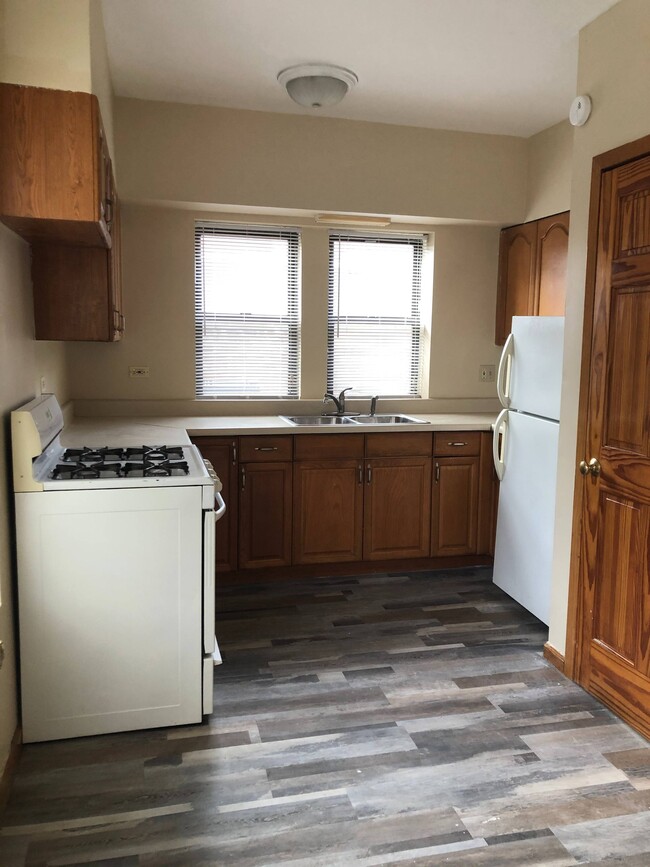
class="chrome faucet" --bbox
[323,387,352,416]
[369,395,379,416]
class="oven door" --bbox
[202,491,226,715]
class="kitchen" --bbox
[2,0,650,863]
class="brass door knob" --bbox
[579,457,601,477]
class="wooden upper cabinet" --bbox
[0,84,113,247]
[535,212,570,316]
[495,211,569,344]
[30,179,124,341]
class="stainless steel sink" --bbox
[281,415,357,426]
[281,414,429,426]
[351,414,429,425]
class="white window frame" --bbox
[327,231,425,398]
[194,222,300,399]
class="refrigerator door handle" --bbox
[493,408,508,481]
[497,332,514,408]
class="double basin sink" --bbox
[281,414,429,426]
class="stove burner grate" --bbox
[125,446,185,462]
[62,447,124,463]
[123,459,190,478]
[52,462,124,480]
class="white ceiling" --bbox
[101,0,619,138]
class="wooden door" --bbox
[571,142,650,739]
[431,457,479,556]
[293,461,363,564]
[239,462,292,569]
[535,212,569,316]
[363,457,431,560]
[191,437,238,572]
[495,221,538,344]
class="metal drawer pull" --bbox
[447,441,468,447]
[254,446,279,452]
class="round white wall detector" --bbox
[569,95,592,127]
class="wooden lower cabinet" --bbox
[191,437,238,572]
[293,461,364,564]
[239,461,293,569]
[431,457,479,556]
[363,457,432,560]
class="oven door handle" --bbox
[214,491,226,522]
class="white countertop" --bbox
[62,413,497,447]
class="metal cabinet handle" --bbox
[447,442,468,447]
[435,462,440,483]
[367,465,372,485]
[241,466,246,490]
[105,196,114,230]
[358,465,363,485]
[255,446,278,452]
[232,442,237,465]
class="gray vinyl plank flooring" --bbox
[2,567,649,866]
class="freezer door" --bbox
[508,316,564,420]
[492,411,559,625]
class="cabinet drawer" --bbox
[239,436,293,462]
[365,432,432,457]
[294,434,364,461]
[433,431,481,457]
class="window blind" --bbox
[195,223,300,399]
[327,232,424,397]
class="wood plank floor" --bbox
[2,567,650,866]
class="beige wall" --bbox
[0,0,91,91]
[89,0,114,163]
[68,205,502,413]
[525,120,574,222]
[0,225,69,776]
[548,0,650,654]
[115,98,528,224]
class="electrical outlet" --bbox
[479,364,496,383]
[129,366,150,378]
[39,376,47,394]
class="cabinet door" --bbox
[191,437,238,573]
[535,212,569,316]
[432,457,479,556]
[495,222,538,345]
[31,243,112,341]
[239,462,292,569]
[363,457,432,560]
[294,461,363,564]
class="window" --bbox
[327,232,424,397]
[194,223,300,398]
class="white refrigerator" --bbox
[492,316,564,625]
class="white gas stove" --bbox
[11,395,225,743]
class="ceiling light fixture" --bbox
[314,214,392,228]
[277,64,358,109]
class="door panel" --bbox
[605,287,650,453]
[293,461,363,564]
[574,141,650,739]
[363,457,431,560]
[593,493,645,665]
[536,213,569,316]
[239,462,292,569]
[431,457,478,556]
